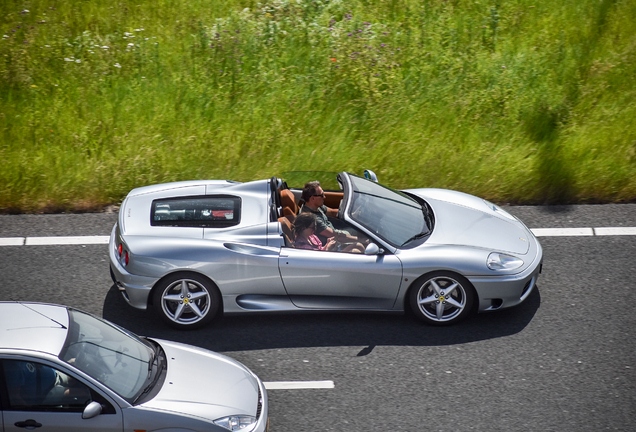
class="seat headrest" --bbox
[280,189,297,214]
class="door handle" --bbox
[15,419,43,429]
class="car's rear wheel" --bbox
[152,272,221,330]
[409,271,475,326]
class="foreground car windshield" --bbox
[59,309,156,403]
[348,175,431,247]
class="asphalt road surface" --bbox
[1,204,635,431]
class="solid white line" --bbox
[0,237,25,246]
[24,236,110,246]
[531,228,594,237]
[594,227,636,236]
[263,380,335,390]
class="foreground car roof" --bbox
[0,302,69,355]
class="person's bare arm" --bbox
[318,227,360,243]
[325,206,339,217]
[318,227,336,239]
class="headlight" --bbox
[214,415,257,431]
[487,252,524,271]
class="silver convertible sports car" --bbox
[0,302,268,432]
[109,171,542,330]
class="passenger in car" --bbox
[292,213,363,253]
[299,181,368,246]
[3,360,57,407]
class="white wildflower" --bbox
[114,63,121,68]
[75,59,81,63]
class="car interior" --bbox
[274,182,345,247]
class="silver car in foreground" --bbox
[109,171,542,329]
[0,302,268,432]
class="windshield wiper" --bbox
[133,342,165,404]
[134,357,160,403]
[147,350,156,377]
[401,231,430,247]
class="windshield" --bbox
[281,171,341,191]
[347,175,431,248]
[59,309,157,403]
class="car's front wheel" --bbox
[409,271,475,326]
[153,273,221,330]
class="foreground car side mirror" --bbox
[364,243,383,255]
[82,401,103,419]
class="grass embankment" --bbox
[1,0,635,212]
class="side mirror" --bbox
[82,401,103,419]
[364,243,383,255]
[363,170,378,182]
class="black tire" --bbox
[408,271,475,326]
[152,272,221,330]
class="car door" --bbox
[1,359,123,432]
[279,248,403,309]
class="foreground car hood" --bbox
[142,339,259,422]
[406,188,531,255]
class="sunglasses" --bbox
[312,193,325,198]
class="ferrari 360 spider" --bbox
[109,171,542,329]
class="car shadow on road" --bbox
[102,283,541,352]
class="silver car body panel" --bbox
[139,339,266,424]
[279,248,403,309]
[0,302,69,354]
[397,188,542,312]
[109,173,543,320]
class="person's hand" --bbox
[325,237,337,250]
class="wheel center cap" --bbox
[183,298,190,304]
[439,296,446,302]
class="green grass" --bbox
[1,0,635,212]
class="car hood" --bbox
[405,188,531,255]
[141,339,260,423]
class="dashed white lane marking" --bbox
[530,227,636,237]
[593,227,636,236]
[264,380,335,390]
[1,228,635,247]
[531,228,594,237]
[24,236,110,245]
[0,237,25,246]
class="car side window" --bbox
[151,195,241,228]
[2,360,92,412]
